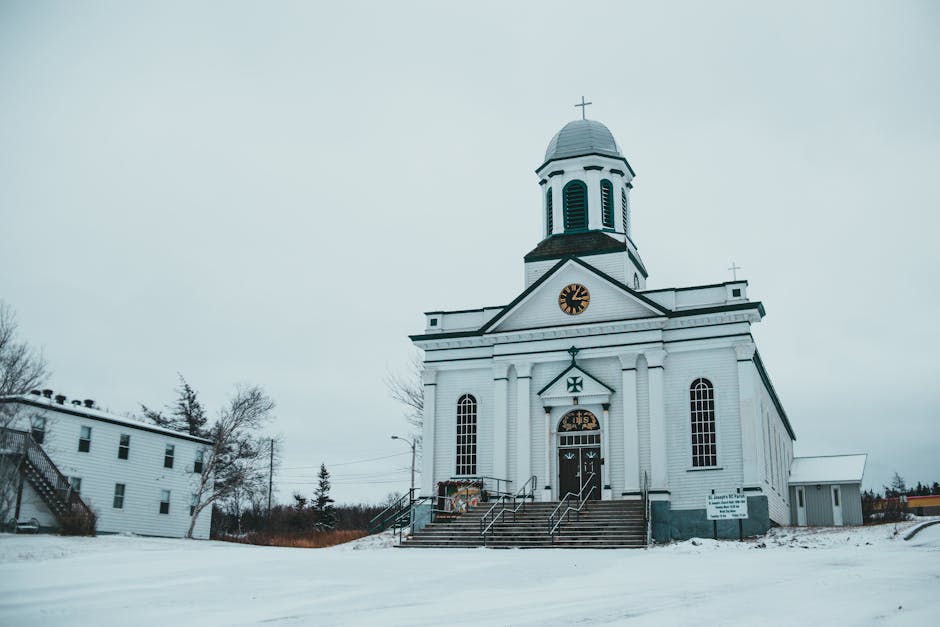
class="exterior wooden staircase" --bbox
[1,428,93,527]
[398,499,647,549]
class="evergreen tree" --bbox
[933,482,940,496]
[292,493,308,510]
[312,463,336,529]
[172,375,208,437]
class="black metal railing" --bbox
[480,475,537,545]
[548,472,597,538]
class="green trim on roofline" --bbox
[627,248,649,278]
[537,362,616,396]
[753,350,796,441]
[536,153,637,178]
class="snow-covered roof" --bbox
[0,394,213,444]
[789,454,867,485]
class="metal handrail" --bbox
[644,470,650,544]
[368,487,417,533]
[480,475,537,543]
[549,472,597,536]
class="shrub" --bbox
[58,509,97,536]
[218,529,367,548]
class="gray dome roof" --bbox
[544,119,622,162]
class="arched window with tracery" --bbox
[456,394,477,475]
[690,378,717,467]
[546,188,554,235]
[563,180,588,232]
[600,179,614,228]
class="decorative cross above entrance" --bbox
[566,376,583,393]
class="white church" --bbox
[409,113,828,542]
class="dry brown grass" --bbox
[218,529,369,549]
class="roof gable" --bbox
[483,257,667,334]
[538,360,614,408]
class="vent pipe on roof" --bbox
[41,389,53,399]
[54,394,66,405]
[83,399,94,409]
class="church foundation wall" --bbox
[651,496,771,542]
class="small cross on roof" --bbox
[574,96,592,120]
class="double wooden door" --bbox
[558,446,601,500]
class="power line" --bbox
[279,451,410,470]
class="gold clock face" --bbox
[558,283,590,315]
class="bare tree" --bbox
[187,385,275,538]
[385,350,423,455]
[0,302,49,524]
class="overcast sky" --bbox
[1,1,938,503]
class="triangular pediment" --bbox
[538,362,614,408]
[483,257,667,334]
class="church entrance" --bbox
[557,409,602,500]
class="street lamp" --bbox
[391,435,416,496]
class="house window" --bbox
[190,493,199,516]
[690,378,717,467]
[159,489,171,514]
[30,416,46,444]
[118,434,130,460]
[69,476,82,494]
[600,179,614,228]
[621,188,628,234]
[455,394,477,476]
[78,426,91,453]
[113,483,126,509]
[164,444,175,469]
[546,188,554,235]
[563,180,588,231]
[193,449,204,474]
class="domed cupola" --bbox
[543,119,623,163]
[527,108,647,291]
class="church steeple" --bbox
[526,116,648,290]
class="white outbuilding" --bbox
[1,391,212,538]
[788,454,867,526]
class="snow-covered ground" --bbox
[1,520,938,626]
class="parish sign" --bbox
[706,492,748,520]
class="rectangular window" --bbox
[833,487,840,507]
[164,444,175,469]
[798,488,804,507]
[193,449,204,474]
[190,493,198,516]
[159,489,171,514]
[78,426,91,453]
[113,483,126,509]
[30,416,46,444]
[118,434,130,460]
[69,476,82,494]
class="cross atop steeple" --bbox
[574,96,592,120]
[567,345,580,364]
[728,261,742,281]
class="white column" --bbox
[543,407,553,501]
[735,342,762,488]
[645,349,668,491]
[515,362,533,492]
[601,405,612,500]
[619,352,640,496]
[492,363,510,487]
[420,368,438,496]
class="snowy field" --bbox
[1,521,938,627]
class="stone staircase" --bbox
[399,500,647,549]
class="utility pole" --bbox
[267,438,274,517]
[391,435,416,495]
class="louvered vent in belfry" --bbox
[601,179,614,228]
[546,188,553,235]
[621,188,628,234]
[563,180,588,231]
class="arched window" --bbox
[600,179,614,228]
[633,273,640,289]
[690,378,717,467]
[456,394,477,475]
[563,180,588,232]
[546,188,554,235]
[621,188,628,234]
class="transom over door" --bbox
[558,447,601,500]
